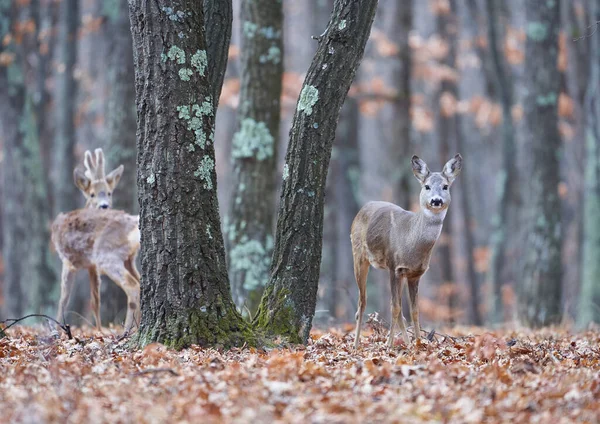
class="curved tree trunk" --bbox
[101,0,138,324]
[254,0,379,344]
[519,0,562,326]
[53,0,79,215]
[227,0,283,313]
[203,0,232,111]
[129,0,252,349]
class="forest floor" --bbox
[0,317,598,423]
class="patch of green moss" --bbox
[253,283,302,344]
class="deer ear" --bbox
[95,148,106,179]
[106,165,124,190]
[74,168,91,193]
[84,150,95,179]
[411,155,430,183]
[443,154,462,183]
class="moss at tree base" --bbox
[253,283,304,345]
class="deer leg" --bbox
[102,263,140,335]
[125,254,140,281]
[408,279,421,343]
[56,264,76,327]
[353,257,370,349]
[88,267,102,330]
[387,269,400,348]
[395,272,411,346]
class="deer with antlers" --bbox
[352,154,462,349]
[52,148,140,334]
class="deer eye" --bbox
[424,185,430,190]
[443,185,448,190]
[108,192,112,197]
[90,193,95,198]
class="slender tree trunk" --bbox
[130,0,252,348]
[519,0,562,326]
[254,0,378,344]
[0,2,56,317]
[485,0,519,324]
[101,0,138,323]
[227,0,283,313]
[53,0,79,215]
[578,0,600,326]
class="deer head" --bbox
[73,148,124,209]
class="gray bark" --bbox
[129,0,252,348]
[254,0,378,344]
[227,0,283,314]
[519,0,563,326]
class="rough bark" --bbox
[485,0,519,324]
[519,0,563,326]
[129,0,253,349]
[101,0,138,323]
[578,0,600,326]
[53,0,79,215]
[227,0,283,313]
[203,0,232,110]
[254,0,378,344]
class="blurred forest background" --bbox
[1,0,599,330]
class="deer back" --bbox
[52,208,139,269]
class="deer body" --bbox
[53,208,141,333]
[352,155,462,349]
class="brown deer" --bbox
[52,208,141,334]
[74,148,124,210]
[52,148,140,334]
[351,154,462,349]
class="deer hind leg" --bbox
[408,278,421,343]
[100,261,140,334]
[88,267,102,330]
[125,253,140,281]
[56,264,76,326]
[353,256,370,349]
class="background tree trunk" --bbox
[227,0,283,314]
[254,0,378,344]
[53,0,79,215]
[130,0,252,348]
[101,0,138,324]
[485,0,519,324]
[578,0,600,326]
[519,0,563,326]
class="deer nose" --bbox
[430,198,443,207]
[100,204,109,209]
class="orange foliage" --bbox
[473,246,491,273]
[504,27,525,65]
[411,106,435,133]
[439,91,457,118]
[558,93,574,119]
[370,29,399,57]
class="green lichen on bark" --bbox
[190,49,207,76]
[526,22,548,41]
[194,156,215,189]
[229,236,273,291]
[297,85,319,116]
[167,45,186,64]
[231,118,274,160]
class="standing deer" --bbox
[351,154,462,349]
[52,208,141,334]
[52,148,140,334]
[74,148,124,209]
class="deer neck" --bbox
[415,206,447,242]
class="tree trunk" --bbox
[578,0,600,326]
[254,0,378,344]
[519,0,562,326]
[129,0,253,349]
[203,0,232,111]
[101,0,138,324]
[485,0,519,324]
[53,0,79,215]
[0,2,57,317]
[227,0,283,314]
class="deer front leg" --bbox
[408,279,421,343]
[88,267,102,330]
[388,270,410,348]
[56,264,76,327]
[353,258,369,349]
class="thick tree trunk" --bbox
[129,0,252,348]
[227,0,283,313]
[53,0,79,215]
[203,0,232,110]
[519,0,562,326]
[101,0,138,323]
[254,0,378,344]
[578,0,600,326]
[485,0,519,324]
